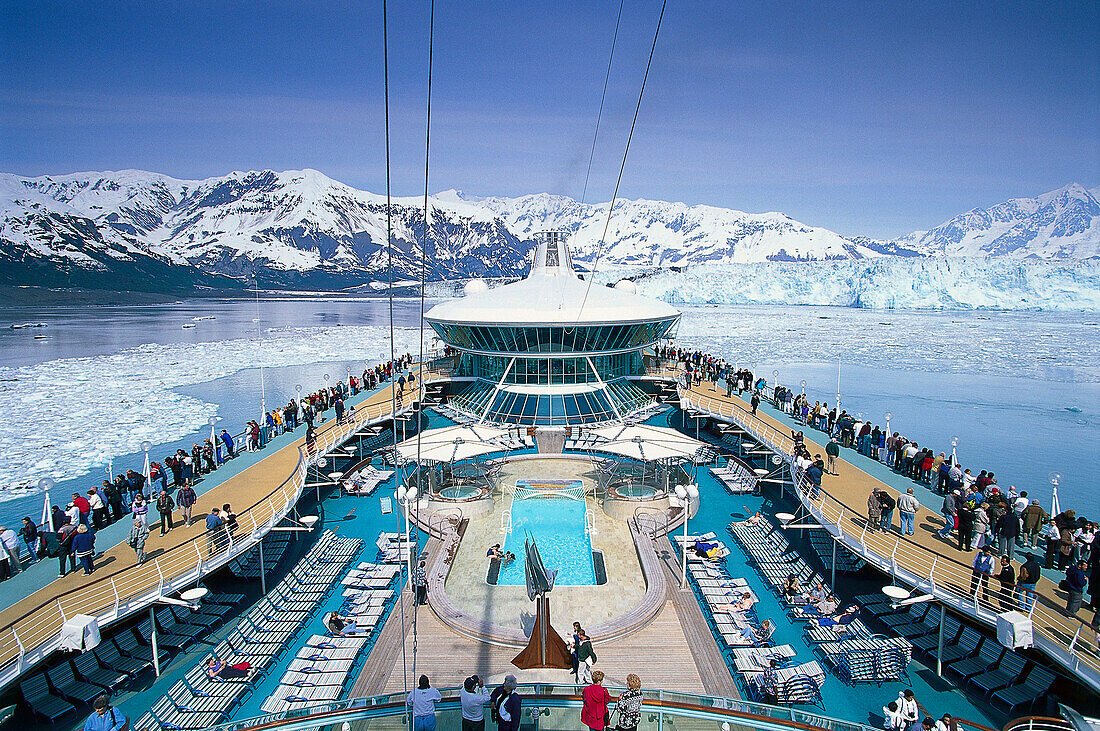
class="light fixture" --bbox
[1048,471,1062,487]
[38,476,55,492]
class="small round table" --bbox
[775,512,796,524]
[754,468,769,477]
[881,585,911,601]
[180,587,209,603]
[328,471,344,483]
[299,515,320,530]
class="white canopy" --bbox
[588,423,712,463]
[394,424,513,464]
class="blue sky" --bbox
[1,1,1097,238]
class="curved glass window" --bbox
[456,353,644,384]
[448,378,654,426]
[428,318,677,354]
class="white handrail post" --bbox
[12,628,24,673]
[195,541,203,577]
[156,559,164,596]
[928,557,937,589]
[111,578,120,616]
[1070,626,1081,652]
[56,600,66,623]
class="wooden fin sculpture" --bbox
[512,595,571,669]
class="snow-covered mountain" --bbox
[457,191,892,263]
[877,183,1100,259]
[0,169,1096,295]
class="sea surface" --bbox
[0,297,1096,528]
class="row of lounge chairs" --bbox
[18,593,245,723]
[673,532,825,709]
[135,531,362,731]
[855,598,1057,713]
[342,465,395,496]
[709,461,758,494]
[229,531,292,579]
[259,561,400,713]
[728,518,912,686]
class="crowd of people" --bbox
[882,689,959,731]
[407,668,644,731]
[661,346,1099,627]
[0,355,420,583]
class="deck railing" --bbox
[677,386,1100,693]
[0,367,441,691]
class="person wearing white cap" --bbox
[489,675,520,731]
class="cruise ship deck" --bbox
[0,233,1093,731]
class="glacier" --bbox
[614,258,1100,311]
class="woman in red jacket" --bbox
[581,670,611,731]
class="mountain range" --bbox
[0,168,1096,293]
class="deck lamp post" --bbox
[1048,471,1062,517]
[772,370,779,403]
[38,477,55,534]
[149,587,209,677]
[396,485,416,578]
[208,416,218,464]
[295,384,303,428]
[141,440,153,483]
[800,380,806,397]
[884,412,892,435]
[951,435,959,466]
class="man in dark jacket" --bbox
[994,511,1021,561]
[1065,559,1089,615]
[489,675,520,731]
[1021,501,1049,548]
[156,490,175,536]
[938,491,958,539]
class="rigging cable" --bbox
[410,0,435,697]
[381,0,412,714]
[574,0,668,326]
[579,0,624,206]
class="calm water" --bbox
[0,297,1096,529]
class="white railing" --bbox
[680,380,1100,692]
[0,366,443,691]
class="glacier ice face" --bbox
[619,258,1100,311]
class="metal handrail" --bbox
[0,367,437,690]
[1001,718,1074,731]
[205,683,879,731]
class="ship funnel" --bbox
[530,230,575,276]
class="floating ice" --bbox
[0,325,425,496]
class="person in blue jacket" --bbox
[83,695,127,731]
[220,429,235,459]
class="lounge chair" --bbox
[967,652,1028,695]
[113,633,172,669]
[93,640,151,678]
[990,666,1057,714]
[47,659,105,705]
[19,673,75,723]
[910,616,962,654]
[71,652,129,692]
[946,641,1004,682]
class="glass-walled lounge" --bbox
[449,379,653,425]
[430,319,677,354]
[456,352,645,383]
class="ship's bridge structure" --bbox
[425,230,680,426]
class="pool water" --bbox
[439,485,482,500]
[497,481,596,586]
[614,484,659,499]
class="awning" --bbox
[394,424,513,464]
[587,423,713,463]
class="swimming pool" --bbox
[497,480,596,586]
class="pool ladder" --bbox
[501,509,512,536]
